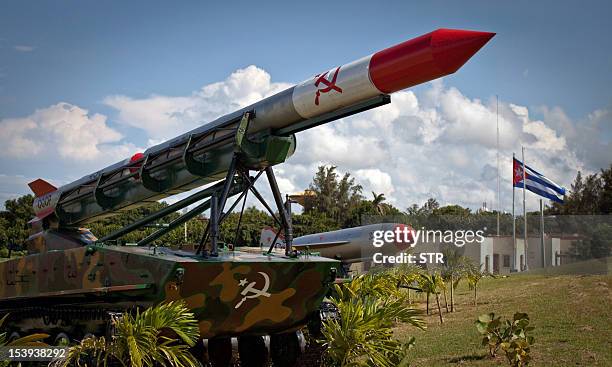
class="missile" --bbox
[262,223,415,264]
[30,29,494,226]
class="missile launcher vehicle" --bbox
[0,28,494,366]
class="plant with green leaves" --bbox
[321,271,425,367]
[53,301,201,367]
[465,262,487,306]
[332,269,415,303]
[475,312,535,366]
[0,313,49,367]
[418,272,445,324]
[440,247,472,312]
[392,264,423,304]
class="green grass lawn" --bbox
[395,273,612,366]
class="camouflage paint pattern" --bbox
[0,239,339,339]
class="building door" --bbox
[520,255,524,271]
[493,254,500,274]
[485,255,490,273]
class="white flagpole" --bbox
[512,152,516,271]
[496,95,500,237]
[522,146,528,271]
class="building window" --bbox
[503,255,510,268]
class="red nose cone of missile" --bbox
[369,29,495,93]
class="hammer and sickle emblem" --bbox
[235,271,272,309]
[314,67,343,105]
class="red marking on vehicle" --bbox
[129,152,145,179]
[314,67,342,105]
[28,178,57,197]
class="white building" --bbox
[410,234,584,275]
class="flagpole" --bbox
[512,152,516,272]
[540,199,545,268]
[496,95,500,237]
[522,146,528,271]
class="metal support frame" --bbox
[217,155,238,218]
[209,193,219,256]
[248,185,281,226]
[265,194,295,254]
[233,189,249,245]
[265,166,293,256]
[209,154,238,256]
[196,221,211,256]
[195,170,263,255]
[194,166,294,257]
[134,177,245,248]
[99,179,230,243]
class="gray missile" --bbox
[261,223,414,264]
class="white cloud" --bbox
[355,169,395,203]
[282,80,597,212]
[0,102,137,162]
[104,65,292,141]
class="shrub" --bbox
[475,312,535,366]
[321,271,425,366]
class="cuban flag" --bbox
[513,158,566,203]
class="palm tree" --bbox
[466,263,487,306]
[441,247,471,312]
[419,272,445,324]
[54,301,201,367]
[371,192,387,215]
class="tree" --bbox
[466,262,486,306]
[441,247,471,312]
[55,301,200,367]
[1,195,34,249]
[292,211,339,238]
[405,198,440,216]
[547,164,612,215]
[371,192,387,215]
[599,164,612,213]
[305,166,363,227]
[219,206,273,246]
[419,272,445,324]
[580,223,612,259]
[434,205,472,216]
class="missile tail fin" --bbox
[28,179,57,197]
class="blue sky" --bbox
[1,1,611,212]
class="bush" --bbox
[475,312,535,366]
[321,271,425,367]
